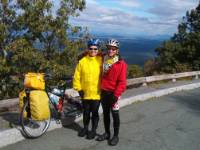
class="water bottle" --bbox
[49,92,60,105]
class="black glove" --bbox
[110,94,118,105]
[78,90,84,99]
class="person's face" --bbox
[88,45,98,57]
[107,46,118,57]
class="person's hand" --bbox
[78,90,84,99]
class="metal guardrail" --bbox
[127,71,200,86]
[1,71,200,111]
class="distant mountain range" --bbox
[94,33,171,41]
[35,33,169,66]
[95,34,169,66]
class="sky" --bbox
[70,0,199,38]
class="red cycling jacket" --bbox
[101,59,127,98]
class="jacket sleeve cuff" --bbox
[73,87,82,91]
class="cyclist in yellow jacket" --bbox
[73,39,102,140]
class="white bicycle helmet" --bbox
[106,39,120,48]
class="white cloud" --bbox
[71,0,199,36]
[148,0,198,18]
[119,0,141,8]
[85,0,98,5]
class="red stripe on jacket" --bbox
[101,59,127,97]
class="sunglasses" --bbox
[89,47,98,51]
[107,47,117,51]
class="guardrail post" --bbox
[142,77,148,86]
[172,78,176,82]
[195,75,199,79]
[142,82,147,86]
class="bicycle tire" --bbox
[20,100,51,138]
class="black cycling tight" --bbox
[82,100,100,131]
[101,90,120,136]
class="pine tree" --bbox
[155,2,200,73]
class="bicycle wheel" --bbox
[20,100,51,138]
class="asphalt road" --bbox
[1,88,200,150]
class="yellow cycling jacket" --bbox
[73,55,102,100]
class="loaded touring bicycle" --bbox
[19,73,82,138]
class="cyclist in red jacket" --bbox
[96,39,127,146]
